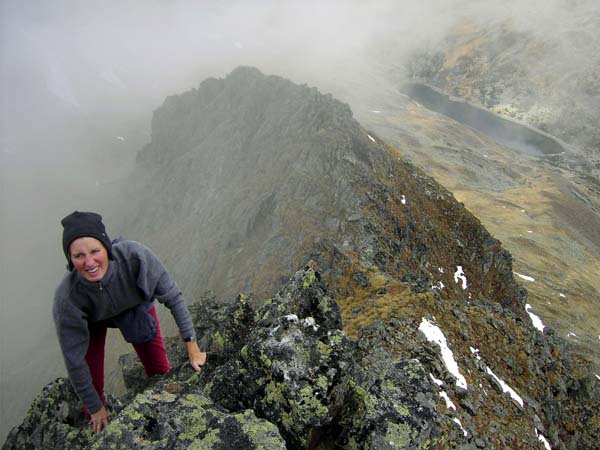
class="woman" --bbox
[53,211,206,433]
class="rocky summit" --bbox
[4,68,598,449]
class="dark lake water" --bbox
[401,83,565,156]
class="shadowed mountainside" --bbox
[119,67,522,311]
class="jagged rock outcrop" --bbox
[5,265,599,450]
[3,267,456,450]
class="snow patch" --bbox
[401,195,407,205]
[486,366,524,407]
[302,317,319,331]
[470,347,481,361]
[567,332,578,338]
[525,304,545,332]
[283,314,298,323]
[432,281,445,290]
[454,266,468,290]
[371,110,381,114]
[527,230,534,234]
[367,134,376,143]
[440,391,456,410]
[419,318,468,390]
[536,428,552,450]
[452,418,468,437]
[515,272,535,282]
[429,373,444,386]
[559,293,566,298]
[595,374,600,380]
[438,267,444,273]
[116,136,125,141]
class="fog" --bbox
[0,0,591,440]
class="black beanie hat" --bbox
[61,211,113,270]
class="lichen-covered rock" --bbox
[5,264,599,450]
[3,379,286,450]
[341,359,442,449]
[205,266,354,448]
[205,265,445,449]
[90,381,285,450]
[1,378,121,450]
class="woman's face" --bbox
[69,237,109,282]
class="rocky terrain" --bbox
[4,265,599,449]
[350,84,600,373]
[4,67,599,449]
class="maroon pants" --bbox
[85,305,171,412]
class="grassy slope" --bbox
[355,97,600,371]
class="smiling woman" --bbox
[53,211,207,433]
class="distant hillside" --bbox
[348,10,600,371]
[405,11,600,177]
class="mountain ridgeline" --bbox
[5,67,598,449]
[123,66,521,310]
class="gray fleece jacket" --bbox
[53,239,195,413]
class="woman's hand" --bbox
[90,405,110,433]
[185,340,207,372]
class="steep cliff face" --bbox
[5,68,598,449]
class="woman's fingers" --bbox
[90,406,110,433]
[190,352,206,372]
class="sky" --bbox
[0,0,591,441]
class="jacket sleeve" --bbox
[133,242,196,340]
[53,294,103,413]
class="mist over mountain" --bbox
[118,67,520,308]
[402,3,600,176]
[6,67,599,450]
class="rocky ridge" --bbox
[4,265,599,449]
[4,67,598,449]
